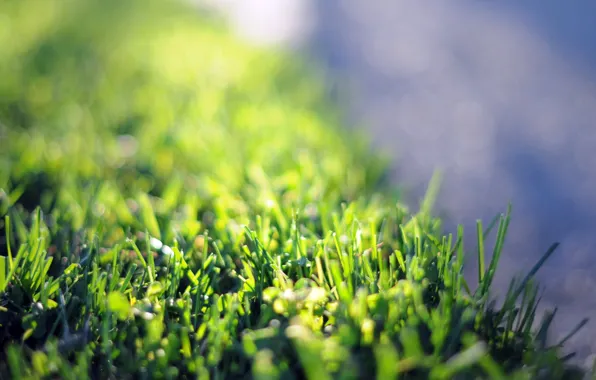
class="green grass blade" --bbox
[479,204,512,298]
[476,219,485,285]
[512,242,559,301]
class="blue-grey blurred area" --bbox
[199,0,596,366]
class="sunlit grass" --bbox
[0,0,590,379]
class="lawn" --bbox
[0,0,590,379]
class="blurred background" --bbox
[200,0,596,366]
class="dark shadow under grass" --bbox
[0,0,590,379]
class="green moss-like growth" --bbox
[0,0,588,379]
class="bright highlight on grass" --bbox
[0,0,590,379]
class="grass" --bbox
[0,0,591,379]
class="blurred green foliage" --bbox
[0,0,386,205]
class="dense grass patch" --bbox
[0,0,589,379]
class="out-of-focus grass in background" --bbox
[0,0,592,378]
[0,0,386,208]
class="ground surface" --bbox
[206,0,596,367]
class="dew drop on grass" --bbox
[162,245,174,257]
[150,237,163,251]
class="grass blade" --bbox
[476,219,485,284]
[512,242,559,301]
